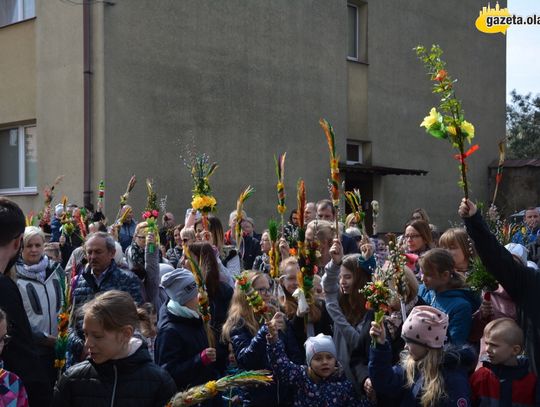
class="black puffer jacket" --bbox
[52,341,176,407]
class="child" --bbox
[154,268,220,405]
[0,308,29,407]
[438,227,475,273]
[418,248,480,345]
[186,242,233,375]
[470,318,539,406]
[369,306,473,406]
[53,290,176,407]
[278,257,333,355]
[266,331,364,406]
[222,271,302,407]
[321,239,374,396]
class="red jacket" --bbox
[470,359,540,406]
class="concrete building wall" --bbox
[0,20,36,124]
[100,1,348,227]
[34,0,85,210]
[0,20,36,213]
[366,0,506,232]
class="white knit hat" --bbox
[504,243,528,266]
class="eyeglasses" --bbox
[255,287,272,294]
[404,234,421,240]
[0,334,11,345]
[135,235,146,239]
[181,238,190,243]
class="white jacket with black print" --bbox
[16,257,64,338]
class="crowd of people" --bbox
[0,195,539,407]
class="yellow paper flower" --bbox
[460,121,475,139]
[204,381,218,396]
[192,195,217,211]
[420,108,439,129]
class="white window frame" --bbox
[0,0,35,28]
[0,124,37,195]
[347,3,359,62]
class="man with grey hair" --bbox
[66,232,143,365]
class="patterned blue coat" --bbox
[267,339,365,407]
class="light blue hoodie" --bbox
[419,284,481,345]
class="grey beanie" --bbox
[304,334,337,366]
[161,268,198,305]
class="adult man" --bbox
[0,197,49,405]
[512,207,540,246]
[67,232,143,365]
[316,199,359,255]
[459,198,540,374]
[118,204,137,252]
[304,202,317,225]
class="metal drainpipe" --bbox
[83,1,92,209]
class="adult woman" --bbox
[185,241,233,374]
[283,209,299,247]
[321,240,373,397]
[252,230,271,273]
[16,226,65,389]
[403,220,433,277]
[409,208,430,223]
[222,271,302,406]
[125,222,160,310]
[345,213,359,230]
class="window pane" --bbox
[0,128,20,189]
[347,5,358,59]
[347,143,359,162]
[23,0,35,19]
[0,0,19,27]
[24,126,37,187]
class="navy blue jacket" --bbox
[209,282,233,374]
[118,220,136,252]
[341,234,359,255]
[230,322,303,406]
[369,341,473,407]
[154,305,220,399]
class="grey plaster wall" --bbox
[366,0,506,232]
[35,0,84,207]
[100,1,348,227]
